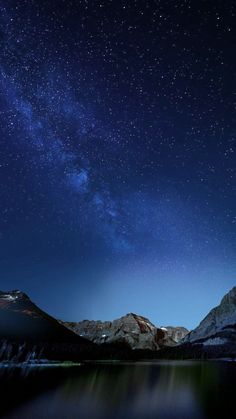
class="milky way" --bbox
[0,1,235,328]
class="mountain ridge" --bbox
[0,289,90,344]
[183,286,236,345]
[62,312,189,350]
[1,286,236,361]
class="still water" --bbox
[0,361,235,419]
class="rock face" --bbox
[63,313,189,350]
[0,290,89,344]
[184,286,236,346]
[160,326,189,343]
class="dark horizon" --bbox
[0,0,235,330]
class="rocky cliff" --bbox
[183,286,236,347]
[160,326,189,343]
[63,313,189,350]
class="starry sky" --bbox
[0,0,235,329]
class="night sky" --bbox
[0,0,235,329]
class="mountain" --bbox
[183,286,236,347]
[157,286,236,360]
[160,326,189,343]
[0,290,89,344]
[62,313,189,350]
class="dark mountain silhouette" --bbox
[0,290,89,344]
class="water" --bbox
[0,360,235,419]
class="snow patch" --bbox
[3,294,18,301]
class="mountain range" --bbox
[0,286,236,362]
[62,314,188,350]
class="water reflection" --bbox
[0,361,236,419]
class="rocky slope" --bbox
[63,313,189,350]
[160,326,189,343]
[183,286,236,348]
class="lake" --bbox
[0,360,235,419]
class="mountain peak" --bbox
[62,313,188,350]
[184,285,236,344]
[0,289,91,345]
[220,286,236,306]
[0,290,29,300]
